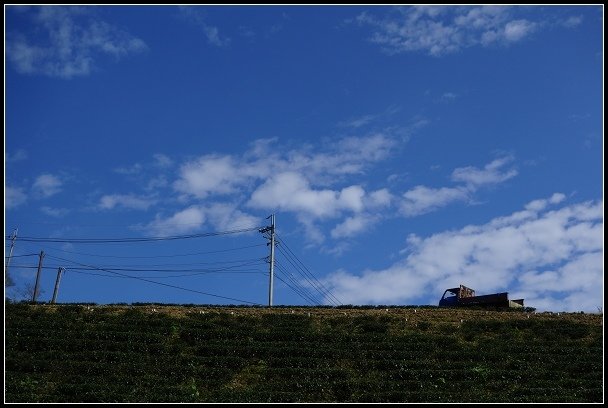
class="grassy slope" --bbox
[4,303,604,403]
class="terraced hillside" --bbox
[5,303,603,403]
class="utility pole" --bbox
[259,214,276,307]
[32,250,45,302]
[5,228,17,286]
[51,267,65,304]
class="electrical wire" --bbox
[35,243,266,259]
[275,259,323,305]
[274,262,318,305]
[43,254,266,272]
[276,245,338,306]
[277,234,342,305]
[10,226,262,244]
[4,253,39,258]
[41,254,264,305]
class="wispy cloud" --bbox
[355,6,542,56]
[98,194,156,211]
[114,163,143,175]
[325,195,603,312]
[178,6,230,47]
[173,132,399,202]
[559,15,583,28]
[400,156,517,217]
[331,214,377,239]
[6,186,28,209]
[162,132,406,242]
[153,153,173,168]
[440,92,457,102]
[6,6,147,78]
[40,206,70,217]
[204,203,261,232]
[451,155,518,188]
[401,186,469,217]
[6,149,28,163]
[338,114,378,129]
[32,174,63,198]
[337,106,402,129]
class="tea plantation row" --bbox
[4,303,603,403]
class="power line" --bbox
[36,243,266,259]
[273,272,315,306]
[69,269,267,279]
[41,254,264,305]
[276,234,342,306]
[43,254,266,273]
[274,262,318,305]
[9,226,262,244]
[41,256,267,269]
[275,248,328,305]
[4,253,38,259]
[275,244,339,306]
[275,259,323,305]
[10,264,267,274]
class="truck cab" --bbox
[439,286,474,307]
[438,288,459,307]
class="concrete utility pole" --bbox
[259,214,276,307]
[5,228,18,286]
[32,251,45,302]
[51,267,65,304]
[269,214,275,307]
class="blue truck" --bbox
[439,284,525,308]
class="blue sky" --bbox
[4,5,604,312]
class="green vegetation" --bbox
[5,303,603,403]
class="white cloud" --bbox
[145,206,206,236]
[204,203,261,231]
[6,186,27,209]
[173,133,400,201]
[338,114,377,129]
[331,214,376,239]
[324,195,603,312]
[156,130,419,242]
[203,25,228,47]
[248,172,367,219]
[6,6,147,78]
[248,172,330,218]
[355,6,540,56]
[561,15,583,28]
[440,92,457,102]
[401,186,468,217]
[32,174,62,197]
[40,206,70,217]
[503,19,536,42]
[178,6,230,47]
[153,153,173,168]
[114,163,143,175]
[98,194,156,210]
[367,188,393,208]
[174,155,247,199]
[339,186,366,212]
[145,175,169,191]
[524,193,565,212]
[451,156,517,188]
[6,149,28,163]
[141,203,258,237]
